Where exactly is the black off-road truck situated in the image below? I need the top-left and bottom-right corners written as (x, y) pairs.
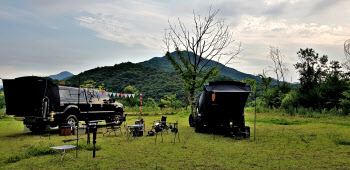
top-left (2, 76), bottom-right (124, 132)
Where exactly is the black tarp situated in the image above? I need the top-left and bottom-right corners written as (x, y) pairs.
top-left (3, 76), bottom-right (60, 116)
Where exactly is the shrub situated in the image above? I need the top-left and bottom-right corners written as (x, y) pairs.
top-left (286, 105), bottom-right (295, 116)
top-left (281, 90), bottom-right (298, 109)
top-left (26, 145), bottom-right (55, 156)
top-left (5, 155), bottom-right (23, 163)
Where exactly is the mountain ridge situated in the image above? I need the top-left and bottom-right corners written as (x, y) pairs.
top-left (138, 52), bottom-right (262, 83)
top-left (49, 71), bottom-right (74, 80)
top-left (65, 62), bottom-right (233, 101)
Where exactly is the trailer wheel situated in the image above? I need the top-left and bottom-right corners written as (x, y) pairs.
top-left (66, 115), bottom-right (78, 127)
top-left (244, 126), bottom-right (250, 138)
top-left (189, 114), bottom-right (195, 127)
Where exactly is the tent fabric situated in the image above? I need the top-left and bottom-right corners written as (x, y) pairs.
top-left (204, 81), bottom-right (251, 93)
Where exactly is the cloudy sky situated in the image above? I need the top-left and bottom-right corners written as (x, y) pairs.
top-left (1, 0), bottom-right (349, 85)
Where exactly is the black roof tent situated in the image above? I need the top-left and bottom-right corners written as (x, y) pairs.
top-left (2, 76), bottom-right (60, 116)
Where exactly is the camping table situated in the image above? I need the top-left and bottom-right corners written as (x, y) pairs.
top-left (126, 124), bottom-right (144, 139)
top-left (49, 145), bottom-right (76, 162)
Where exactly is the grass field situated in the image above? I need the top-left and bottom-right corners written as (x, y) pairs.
top-left (0, 109), bottom-right (349, 169)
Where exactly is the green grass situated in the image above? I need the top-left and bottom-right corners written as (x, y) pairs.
top-left (246, 118), bottom-right (309, 125)
top-left (0, 111), bottom-right (349, 169)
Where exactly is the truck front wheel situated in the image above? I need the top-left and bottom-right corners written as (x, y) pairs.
top-left (66, 115), bottom-right (78, 127)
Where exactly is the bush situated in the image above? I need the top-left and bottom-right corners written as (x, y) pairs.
top-left (0, 92), bottom-right (5, 109)
top-left (286, 105), bottom-right (295, 116)
top-left (281, 90), bottom-right (298, 109)
top-left (5, 155), bottom-right (24, 163)
top-left (26, 145), bottom-right (55, 156)
top-left (263, 87), bottom-right (285, 108)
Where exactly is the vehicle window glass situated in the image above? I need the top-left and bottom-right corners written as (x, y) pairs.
top-left (67, 89), bottom-right (87, 103)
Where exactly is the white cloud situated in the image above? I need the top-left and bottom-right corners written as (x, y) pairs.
top-left (264, 0), bottom-right (300, 5)
top-left (1, 0), bottom-right (350, 82)
top-left (74, 1), bottom-right (170, 50)
top-left (233, 15), bottom-right (348, 45)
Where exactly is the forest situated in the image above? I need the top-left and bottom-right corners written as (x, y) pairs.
top-left (45, 47), bottom-right (349, 117)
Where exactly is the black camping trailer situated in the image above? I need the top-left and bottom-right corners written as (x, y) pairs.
top-left (189, 81), bottom-right (251, 137)
top-left (2, 76), bottom-right (124, 132)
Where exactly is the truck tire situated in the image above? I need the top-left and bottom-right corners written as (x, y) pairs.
top-left (66, 115), bottom-right (78, 127)
top-left (189, 114), bottom-right (195, 127)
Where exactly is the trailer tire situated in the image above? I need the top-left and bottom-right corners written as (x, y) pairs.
top-left (244, 126), bottom-right (250, 138)
top-left (195, 121), bottom-right (204, 133)
top-left (189, 114), bottom-right (195, 127)
top-left (66, 115), bottom-right (78, 127)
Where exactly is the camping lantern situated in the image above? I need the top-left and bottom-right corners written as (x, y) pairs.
top-left (212, 92), bottom-right (216, 101)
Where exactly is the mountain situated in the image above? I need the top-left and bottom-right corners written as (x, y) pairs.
top-left (65, 62), bottom-right (233, 101)
top-left (139, 51), bottom-right (262, 83)
top-left (49, 71), bottom-right (74, 80)
top-left (66, 62), bottom-right (186, 100)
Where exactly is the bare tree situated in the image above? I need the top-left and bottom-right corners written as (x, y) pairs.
top-left (342, 39), bottom-right (350, 77)
top-left (345, 39), bottom-right (350, 59)
top-left (163, 8), bottom-right (242, 102)
top-left (267, 46), bottom-right (288, 86)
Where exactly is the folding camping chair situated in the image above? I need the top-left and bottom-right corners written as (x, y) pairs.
top-left (152, 116), bottom-right (168, 143)
top-left (103, 122), bottom-right (122, 137)
top-left (103, 116), bottom-right (123, 137)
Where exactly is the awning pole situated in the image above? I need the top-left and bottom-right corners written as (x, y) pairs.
top-left (254, 91), bottom-right (257, 141)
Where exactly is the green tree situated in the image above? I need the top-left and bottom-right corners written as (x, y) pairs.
top-left (80, 79), bottom-right (97, 89)
top-left (145, 98), bottom-right (157, 108)
top-left (164, 93), bottom-right (176, 107)
top-left (263, 87), bottom-right (285, 108)
top-left (0, 92), bottom-right (5, 109)
top-left (123, 85), bottom-right (139, 107)
top-left (258, 70), bottom-right (272, 92)
top-left (171, 100), bottom-right (186, 109)
top-left (242, 77), bottom-right (257, 92)
top-left (124, 85), bottom-right (139, 94)
top-left (281, 90), bottom-right (299, 109)
top-left (294, 48), bottom-right (328, 108)
top-left (340, 87), bottom-right (350, 115)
